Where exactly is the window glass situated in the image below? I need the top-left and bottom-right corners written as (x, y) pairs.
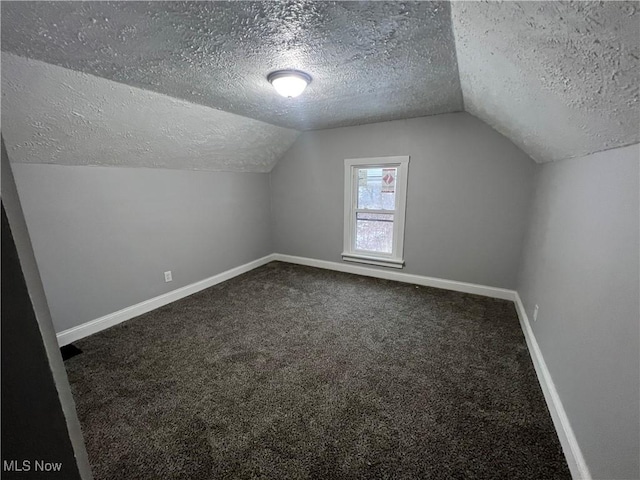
top-left (357, 167), bottom-right (396, 211)
top-left (355, 212), bottom-right (394, 253)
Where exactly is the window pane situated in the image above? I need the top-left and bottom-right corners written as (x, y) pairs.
top-left (357, 167), bottom-right (396, 210)
top-left (356, 212), bottom-right (393, 253)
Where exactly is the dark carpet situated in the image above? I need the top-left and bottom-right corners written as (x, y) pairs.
top-left (65, 262), bottom-right (570, 480)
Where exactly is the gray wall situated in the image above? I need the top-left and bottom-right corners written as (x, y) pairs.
top-left (517, 144), bottom-right (640, 479)
top-left (11, 164), bottom-right (272, 333)
top-left (271, 113), bottom-right (537, 289)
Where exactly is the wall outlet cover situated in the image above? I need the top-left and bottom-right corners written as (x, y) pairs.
top-left (164, 271), bottom-right (172, 282)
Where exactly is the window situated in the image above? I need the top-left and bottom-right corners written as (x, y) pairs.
top-left (342, 156), bottom-right (409, 268)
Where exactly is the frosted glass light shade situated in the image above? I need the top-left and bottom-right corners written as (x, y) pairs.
top-left (268, 70), bottom-right (311, 98)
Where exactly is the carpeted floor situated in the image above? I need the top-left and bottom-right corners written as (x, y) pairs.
top-left (65, 262), bottom-right (570, 480)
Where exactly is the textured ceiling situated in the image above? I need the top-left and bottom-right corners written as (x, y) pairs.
top-left (2, 53), bottom-right (299, 172)
top-left (1, 1), bottom-right (638, 169)
top-left (451, 1), bottom-right (640, 163)
top-left (1, 1), bottom-right (463, 131)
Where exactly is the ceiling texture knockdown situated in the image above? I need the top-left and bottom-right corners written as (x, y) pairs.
top-left (2, 53), bottom-right (299, 172)
top-left (2, 1), bottom-right (638, 171)
top-left (452, 1), bottom-right (640, 163)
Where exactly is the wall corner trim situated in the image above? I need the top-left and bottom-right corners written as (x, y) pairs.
top-left (513, 293), bottom-right (591, 480)
top-left (273, 253), bottom-right (517, 300)
top-left (56, 254), bottom-right (277, 346)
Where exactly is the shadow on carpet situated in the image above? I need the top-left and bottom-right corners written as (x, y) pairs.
top-left (65, 261), bottom-right (570, 479)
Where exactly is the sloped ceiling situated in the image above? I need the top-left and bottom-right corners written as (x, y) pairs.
top-left (451, 1), bottom-right (640, 163)
top-left (2, 53), bottom-right (298, 172)
top-left (1, 1), bottom-right (638, 171)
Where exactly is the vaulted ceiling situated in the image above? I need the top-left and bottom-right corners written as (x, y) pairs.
top-left (2, 1), bottom-right (638, 171)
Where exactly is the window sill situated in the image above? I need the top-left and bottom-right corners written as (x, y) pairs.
top-left (341, 253), bottom-right (404, 269)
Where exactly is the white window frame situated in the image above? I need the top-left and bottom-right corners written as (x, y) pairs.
top-left (342, 155), bottom-right (410, 269)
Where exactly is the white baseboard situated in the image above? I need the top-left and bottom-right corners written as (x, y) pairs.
top-left (57, 251), bottom-right (584, 478)
top-left (274, 254), bottom-right (586, 478)
top-left (57, 252), bottom-right (513, 345)
top-left (272, 253), bottom-right (517, 301)
top-left (514, 294), bottom-right (591, 480)
top-left (56, 254), bottom-right (276, 346)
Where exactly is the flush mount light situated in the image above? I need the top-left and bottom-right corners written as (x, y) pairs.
top-left (267, 69), bottom-right (312, 98)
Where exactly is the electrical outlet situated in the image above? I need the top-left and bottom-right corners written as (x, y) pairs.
top-left (164, 271), bottom-right (172, 282)
top-left (533, 304), bottom-right (539, 322)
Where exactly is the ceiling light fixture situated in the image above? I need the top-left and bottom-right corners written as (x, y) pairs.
top-left (267, 70), bottom-right (312, 98)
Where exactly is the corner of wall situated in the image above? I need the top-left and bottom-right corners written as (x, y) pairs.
top-left (267, 131), bottom-right (302, 255)
top-left (514, 159), bottom-right (542, 293)
top-left (267, 170), bottom-right (276, 254)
